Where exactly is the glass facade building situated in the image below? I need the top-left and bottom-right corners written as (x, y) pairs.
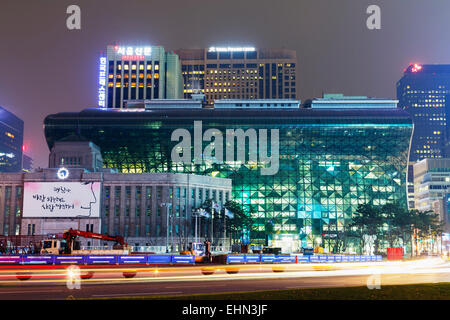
top-left (0, 106), bottom-right (23, 173)
top-left (44, 102), bottom-right (413, 252)
top-left (397, 64), bottom-right (450, 162)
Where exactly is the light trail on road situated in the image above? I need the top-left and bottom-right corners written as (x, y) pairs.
top-left (0, 258), bottom-right (447, 287)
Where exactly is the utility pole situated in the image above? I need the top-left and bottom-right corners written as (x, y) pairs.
top-left (160, 202), bottom-right (172, 253)
top-left (210, 203), bottom-right (214, 245)
top-left (194, 209), bottom-right (198, 244)
top-left (223, 211), bottom-right (226, 249)
top-left (194, 209), bottom-right (201, 244)
top-left (429, 225), bottom-right (432, 255)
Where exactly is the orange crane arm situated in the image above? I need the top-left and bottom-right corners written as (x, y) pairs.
top-left (62, 228), bottom-right (127, 254)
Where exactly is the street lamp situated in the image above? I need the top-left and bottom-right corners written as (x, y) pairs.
top-left (193, 208), bottom-right (206, 244)
top-left (193, 209), bottom-right (199, 244)
top-left (160, 202), bottom-right (172, 253)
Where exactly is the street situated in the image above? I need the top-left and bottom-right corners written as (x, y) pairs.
top-left (0, 258), bottom-right (448, 299)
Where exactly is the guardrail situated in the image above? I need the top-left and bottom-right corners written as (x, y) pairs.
top-left (81, 246), bottom-right (168, 253)
top-left (0, 254), bottom-right (382, 266)
top-left (224, 254), bottom-right (382, 264)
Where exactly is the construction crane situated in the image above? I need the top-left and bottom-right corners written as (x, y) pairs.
top-left (41, 229), bottom-right (128, 255)
top-left (62, 229), bottom-right (127, 254)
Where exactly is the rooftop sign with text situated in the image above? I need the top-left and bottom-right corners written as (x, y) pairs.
top-left (208, 46), bottom-right (255, 52)
top-left (114, 45), bottom-right (152, 60)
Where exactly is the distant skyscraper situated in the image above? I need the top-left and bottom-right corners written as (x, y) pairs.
top-left (0, 106), bottom-right (23, 172)
top-left (22, 154), bottom-right (33, 172)
top-left (397, 64), bottom-right (450, 162)
top-left (100, 45), bottom-right (183, 108)
top-left (175, 47), bottom-right (297, 106)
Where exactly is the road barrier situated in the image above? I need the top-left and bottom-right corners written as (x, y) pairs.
top-left (23, 255), bottom-right (54, 265)
top-left (0, 254), bottom-right (383, 265)
top-left (118, 255), bottom-right (148, 264)
top-left (171, 255), bottom-right (195, 264)
top-left (54, 255), bottom-right (86, 264)
top-left (0, 255), bottom-right (22, 264)
top-left (226, 254), bottom-right (246, 264)
top-left (275, 255), bottom-right (296, 263)
top-left (297, 256), bottom-right (310, 263)
top-left (147, 254), bottom-right (172, 264)
top-left (260, 254), bottom-right (277, 263)
top-left (85, 255), bottom-right (117, 264)
top-left (245, 254), bottom-right (261, 263)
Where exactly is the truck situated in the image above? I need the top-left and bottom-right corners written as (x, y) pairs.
top-left (40, 228), bottom-right (131, 255)
top-left (181, 242), bottom-right (211, 263)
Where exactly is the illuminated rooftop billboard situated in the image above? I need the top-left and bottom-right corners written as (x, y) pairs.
top-left (208, 46), bottom-right (255, 52)
top-left (112, 45), bottom-right (152, 60)
top-left (114, 45), bottom-right (152, 56)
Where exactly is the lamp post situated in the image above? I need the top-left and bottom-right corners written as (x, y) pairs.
top-left (160, 202), bottom-right (172, 253)
top-left (210, 203), bottom-right (214, 245)
top-left (193, 209), bottom-right (199, 244)
top-left (223, 211), bottom-right (226, 249)
top-left (194, 208), bottom-right (207, 244)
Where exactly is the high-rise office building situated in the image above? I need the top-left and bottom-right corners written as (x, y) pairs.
top-left (99, 45), bottom-right (183, 108)
top-left (413, 158), bottom-right (450, 254)
top-left (397, 64), bottom-right (450, 162)
top-left (0, 106), bottom-right (23, 172)
top-left (22, 154), bottom-right (33, 172)
top-left (175, 47), bottom-right (297, 106)
top-left (397, 64), bottom-right (450, 209)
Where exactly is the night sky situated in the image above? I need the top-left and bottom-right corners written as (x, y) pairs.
top-left (1, 0), bottom-right (450, 168)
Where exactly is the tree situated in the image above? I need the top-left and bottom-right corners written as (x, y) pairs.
top-left (411, 209), bottom-right (443, 254)
top-left (223, 200), bottom-right (254, 244)
top-left (380, 202), bottom-right (419, 256)
top-left (349, 204), bottom-right (383, 254)
top-left (391, 206), bottom-right (415, 255)
top-left (333, 223), bottom-right (352, 254)
top-left (347, 202), bottom-right (444, 256)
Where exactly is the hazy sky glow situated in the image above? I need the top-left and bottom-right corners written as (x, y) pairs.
top-left (1, 0), bottom-right (450, 167)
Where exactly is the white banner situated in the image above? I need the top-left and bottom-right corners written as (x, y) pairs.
top-left (23, 182), bottom-right (101, 218)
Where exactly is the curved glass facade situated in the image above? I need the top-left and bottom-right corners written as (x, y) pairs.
top-left (44, 107), bottom-right (413, 251)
